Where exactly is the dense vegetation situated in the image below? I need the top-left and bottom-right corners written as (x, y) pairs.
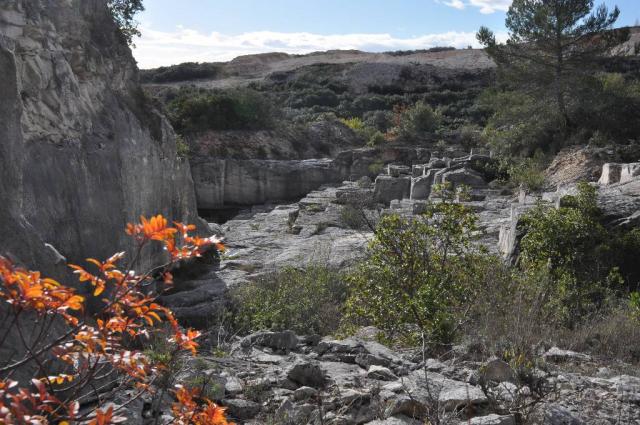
top-left (140, 62), bottom-right (224, 83)
top-left (478, 0), bottom-right (640, 157)
top-left (233, 265), bottom-right (347, 336)
top-left (167, 88), bottom-right (277, 133)
top-left (148, 61), bottom-right (493, 146)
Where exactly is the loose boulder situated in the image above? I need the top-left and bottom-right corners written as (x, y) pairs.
top-left (287, 361), bottom-right (328, 388)
top-left (239, 330), bottom-right (299, 352)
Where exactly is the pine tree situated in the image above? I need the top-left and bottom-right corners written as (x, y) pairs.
top-left (477, 0), bottom-right (629, 128)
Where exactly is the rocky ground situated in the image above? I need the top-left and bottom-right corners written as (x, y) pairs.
top-left (112, 148), bottom-right (640, 424)
top-left (123, 329), bottom-right (640, 424)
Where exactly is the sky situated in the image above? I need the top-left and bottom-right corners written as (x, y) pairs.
top-left (133, 0), bottom-right (639, 69)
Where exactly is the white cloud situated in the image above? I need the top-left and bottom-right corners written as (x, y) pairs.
top-left (469, 0), bottom-right (511, 14)
top-left (444, 0), bottom-right (466, 10)
top-left (436, 0), bottom-right (511, 14)
top-left (133, 25), bottom-right (490, 68)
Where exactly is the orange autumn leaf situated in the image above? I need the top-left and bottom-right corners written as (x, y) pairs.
top-left (0, 215), bottom-right (230, 424)
top-left (172, 386), bottom-right (234, 425)
top-left (62, 294), bottom-right (85, 311)
top-left (90, 406), bottom-right (114, 425)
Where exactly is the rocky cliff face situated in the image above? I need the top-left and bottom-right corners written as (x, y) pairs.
top-left (191, 146), bottom-right (432, 213)
top-left (0, 0), bottom-right (201, 276)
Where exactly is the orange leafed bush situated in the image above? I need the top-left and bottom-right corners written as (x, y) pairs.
top-left (0, 215), bottom-right (232, 424)
top-left (172, 386), bottom-right (232, 425)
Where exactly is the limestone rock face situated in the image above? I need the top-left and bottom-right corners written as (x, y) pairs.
top-left (598, 176), bottom-right (640, 227)
top-left (191, 158), bottom-right (340, 209)
top-left (190, 146), bottom-right (432, 210)
top-left (435, 166), bottom-right (487, 189)
top-left (410, 172), bottom-right (436, 200)
top-left (0, 0), bottom-right (200, 276)
top-left (621, 163), bottom-right (640, 184)
top-left (598, 163), bottom-right (623, 185)
top-left (374, 175), bottom-right (412, 204)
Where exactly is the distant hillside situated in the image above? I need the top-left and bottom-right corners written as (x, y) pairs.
top-left (140, 27), bottom-right (639, 161)
top-left (141, 47), bottom-right (495, 88)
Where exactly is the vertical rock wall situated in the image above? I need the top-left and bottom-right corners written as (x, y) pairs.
top-left (0, 0), bottom-right (201, 276)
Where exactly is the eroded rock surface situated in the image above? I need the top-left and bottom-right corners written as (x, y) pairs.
top-left (130, 331), bottom-right (640, 424)
top-left (0, 0), bottom-right (200, 276)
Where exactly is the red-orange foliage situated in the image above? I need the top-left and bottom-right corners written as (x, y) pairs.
top-left (0, 215), bottom-right (233, 424)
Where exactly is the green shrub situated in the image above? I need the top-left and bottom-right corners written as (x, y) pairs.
top-left (457, 124), bottom-right (483, 150)
top-left (506, 155), bottom-right (547, 192)
top-left (168, 88), bottom-right (276, 134)
top-left (367, 131), bottom-right (386, 147)
top-left (140, 62), bottom-right (222, 83)
top-left (479, 90), bottom-right (566, 156)
top-left (631, 292), bottom-right (640, 321)
top-left (344, 184), bottom-right (482, 346)
top-left (574, 73), bottom-right (640, 143)
top-left (367, 160), bottom-right (385, 175)
top-left (363, 110), bottom-right (394, 132)
top-left (175, 135), bottom-right (190, 158)
top-left (291, 88), bottom-right (340, 108)
top-left (350, 95), bottom-right (395, 114)
top-left (339, 204), bottom-right (375, 230)
top-left (396, 101), bottom-right (441, 141)
top-left (339, 117), bottom-right (366, 132)
top-left (233, 265), bottom-right (347, 336)
top-left (518, 183), bottom-right (633, 324)
top-left (340, 117), bottom-right (380, 146)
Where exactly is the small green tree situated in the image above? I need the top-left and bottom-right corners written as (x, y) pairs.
top-left (477, 0), bottom-right (628, 128)
top-left (108, 0), bottom-right (145, 46)
top-left (344, 184), bottom-right (481, 345)
top-left (519, 183), bottom-right (623, 323)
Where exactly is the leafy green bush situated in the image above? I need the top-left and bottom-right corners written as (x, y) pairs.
top-left (506, 155), bottom-right (547, 192)
top-left (350, 95), bottom-right (396, 114)
top-left (577, 72), bottom-right (640, 142)
top-left (479, 71), bottom-right (640, 156)
top-left (339, 117), bottom-right (380, 146)
top-left (168, 88), bottom-right (275, 134)
top-left (339, 117), bottom-right (366, 132)
top-left (368, 161), bottom-right (384, 176)
top-left (367, 131), bottom-right (386, 147)
top-left (518, 183), bottom-right (637, 324)
top-left (291, 88), bottom-right (340, 108)
top-left (233, 265), bottom-right (347, 336)
top-left (363, 110), bottom-right (394, 132)
top-left (175, 135), bottom-right (190, 158)
top-left (457, 124), bottom-right (483, 150)
top-left (396, 101), bottom-right (441, 141)
top-left (631, 292), bottom-right (640, 321)
top-left (479, 90), bottom-right (566, 156)
top-left (344, 184), bottom-right (482, 345)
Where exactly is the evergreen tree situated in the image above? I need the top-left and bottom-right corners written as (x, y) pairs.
top-left (477, 0), bottom-right (629, 128)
